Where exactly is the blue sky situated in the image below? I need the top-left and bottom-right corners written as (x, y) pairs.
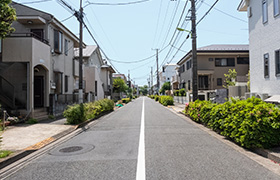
top-left (14, 0), bottom-right (248, 86)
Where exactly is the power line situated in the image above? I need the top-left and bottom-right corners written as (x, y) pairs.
top-left (61, 14), bottom-right (74, 22)
top-left (19, 0), bottom-right (52, 4)
top-left (160, 0), bottom-right (181, 48)
top-left (202, 1), bottom-right (247, 23)
top-left (83, 22), bottom-right (120, 74)
top-left (84, 0), bottom-right (150, 8)
top-left (109, 44), bottom-right (169, 64)
top-left (196, 0), bottom-right (220, 25)
top-left (152, 0), bottom-right (164, 48)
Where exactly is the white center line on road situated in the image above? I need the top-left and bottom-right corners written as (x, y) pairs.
top-left (136, 97), bottom-right (146, 180)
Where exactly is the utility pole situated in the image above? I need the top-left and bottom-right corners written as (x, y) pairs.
top-left (152, 49), bottom-right (159, 94)
top-left (78, 0), bottom-right (84, 104)
top-left (57, 0), bottom-right (84, 103)
top-left (151, 67), bottom-right (153, 95)
top-left (191, 0), bottom-right (198, 101)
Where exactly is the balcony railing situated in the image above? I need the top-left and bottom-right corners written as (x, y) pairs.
top-left (8, 32), bottom-right (49, 45)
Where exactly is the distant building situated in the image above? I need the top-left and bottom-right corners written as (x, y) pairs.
top-left (177, 44), bottom-right (249, 100)
top-left (159, 64), bottom-right (178, 92)
top-left (238, 0), bottom-right (280, 101)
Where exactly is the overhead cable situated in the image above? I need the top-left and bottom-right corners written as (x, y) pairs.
top-left (84, 0), bottom-right (150, 8)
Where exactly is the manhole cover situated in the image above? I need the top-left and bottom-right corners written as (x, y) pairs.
top-left (59, 146), bottom-right (83, 153)
top-left (49, 144), bottom-right (94, 156)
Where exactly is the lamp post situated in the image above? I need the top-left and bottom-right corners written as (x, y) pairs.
top-left (177, 26), bottom-right (198, 102)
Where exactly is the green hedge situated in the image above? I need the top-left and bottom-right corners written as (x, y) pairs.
top-left (184, 97), bottom-right (280, 149)
top-left (63, 99), bottom-right (114, 125)
top-left (159, 95), bottom-right (174, 106)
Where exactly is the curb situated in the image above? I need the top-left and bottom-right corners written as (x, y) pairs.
top-left (0, 110), bottom-right (114, 169)
top-left (170, 105), bottom-right (280, 165)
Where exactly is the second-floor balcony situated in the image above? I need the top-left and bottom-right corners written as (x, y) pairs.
top-left (2, 33), bottom-right (50, 64)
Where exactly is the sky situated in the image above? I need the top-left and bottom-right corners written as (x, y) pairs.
top-left (14, 0), bottom-right (248, 86)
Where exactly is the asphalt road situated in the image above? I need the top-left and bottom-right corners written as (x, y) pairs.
top-left (4, 97), bottom-right (280, 179)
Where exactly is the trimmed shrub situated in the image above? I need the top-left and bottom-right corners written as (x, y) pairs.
top-left (184, 97), bottom-right (280, 149)
top-left (174, 90), bottom-right (180, 96)
top-left (179, 88), bottom-right (186, 96)
top-left (64, 99), bottom-right (114, 125)
top-left (64, 104), bottom-right (86, 125)
top-left (159, 95), bottom-right (174, 106)
top-left (155, 95), bottom-right (159, 101)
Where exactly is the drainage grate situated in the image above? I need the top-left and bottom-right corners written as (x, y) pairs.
top-left (49, 144), bottom-right (95, 156)
top-left (59, 146), bottom-right (83, 153)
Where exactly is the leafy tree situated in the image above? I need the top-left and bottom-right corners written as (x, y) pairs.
top-left (0, 0), bottom-right (16, 39)
top-left (223, 69), bottom-right (237, 89)
top-left (113, 78), bottom-right (127, 93)
top-left (139, 85), bottom-right (148, 95)
top-left (160, 82), bottom-right (171, 95)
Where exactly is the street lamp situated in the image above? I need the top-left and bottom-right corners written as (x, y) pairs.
top-left (177, 26), bottom-right (198, 102)
top-left (176, 28), bottom-right (192, 39)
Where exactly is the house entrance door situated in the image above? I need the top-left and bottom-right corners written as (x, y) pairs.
top-left (34, 76), bottom-right (44, 107)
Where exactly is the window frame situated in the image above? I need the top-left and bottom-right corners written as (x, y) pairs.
top-left (54, 29), bottom-right (63, 54)
top-left (274, 0), bottom-right (280, 17)
top-left (217, 78), bottom-right (223, 86)
top-left (275, 50), bottom-right (280, 76)
top-left (262, 0), bottom-right (268, 24)
top-left (237, 57), bottom-right (249, 64)
top-left (215, 58), bottom-right (235, 67)
top-left (264, 53), bottom-right (269, 78)
top-left (64, 39), bottom-right (69, 56)
top-left (65, 75), bottom-right (68, 93)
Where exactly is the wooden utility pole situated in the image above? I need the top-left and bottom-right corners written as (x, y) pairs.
top-left (191, 0), bottom-right (198, 101)
top-left (78, 0), bottom-right (84, 104)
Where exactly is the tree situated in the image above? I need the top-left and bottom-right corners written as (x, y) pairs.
top-left (113, 78), bottom-right (128, 93)
top-left (0, 0), bottom-right (16, 39)
top-left (223, 69), bottom-right (237, 89)
top-left (139, 85), bottom-right (148, 96)
top-left (160, 82), bottom-right (171, 95)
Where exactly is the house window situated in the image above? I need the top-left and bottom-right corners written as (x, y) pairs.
top-left (264, 53), bottom-right (269, 78)
top-left (65, 75), bottom-right (68, 93)
top-left (54, 72), bottom-right (63, 94)
top-left (54, 29), bottom-right (63, 53)
top-left (215, 58), bottom-right (235, 67)
top-left (274, 0), bottom-right (280, 17)
top-left (217, 78), bottom-right (223, 86)
top-left (198, 76), bottom-right (209, 90)
top-left (237, 57), bottom-right (249, 64)
top-left (64, 39), bottom-right (69, 56)
top-left (263, 0), bottom-right (268, 23)
top-left (95, 81), bottom-right (97, 96)
top-left (275, 50), bottom-right (280, 76)
top-left (186, 61), bottom-right (190, 70)
top-left (188, 80), bottom-right (191, 90)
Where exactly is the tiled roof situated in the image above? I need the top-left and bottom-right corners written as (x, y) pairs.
top-left (197, 44), bottom-right (249, 51)
top-left (74, 45), bottom-right (98, 57)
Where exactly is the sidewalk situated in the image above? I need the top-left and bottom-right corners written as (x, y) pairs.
top-left (170, 101), bottom-right (280, 165)
top-left (0, 117), bottom-right (77, 168)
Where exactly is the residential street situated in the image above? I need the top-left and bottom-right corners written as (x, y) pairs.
top-left (3, 97), bottom-right (280, 180)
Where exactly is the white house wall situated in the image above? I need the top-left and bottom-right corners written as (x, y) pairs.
top-left (248, 0), bottom-right (280, 95)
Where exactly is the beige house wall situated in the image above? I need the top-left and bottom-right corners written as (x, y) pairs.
top-left (179, 52), bottom-right (249, 92)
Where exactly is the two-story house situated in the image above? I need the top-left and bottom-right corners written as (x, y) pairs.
top-left (0, 2), bottom-right (82, 119)
top-left (74, 45), bottom-right (105, 101)
top-left (238, 0), bottom-right (280, 100)
top-left (159, 64), bottom-right (178, 92)
top-left (177, 44), bottom-right (249, 100)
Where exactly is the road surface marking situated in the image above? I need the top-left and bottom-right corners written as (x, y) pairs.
top-left (136, 97), bottom-right (146, 180)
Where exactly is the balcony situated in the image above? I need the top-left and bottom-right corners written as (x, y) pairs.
top-left (2, 33), bottom-right (50, 64)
